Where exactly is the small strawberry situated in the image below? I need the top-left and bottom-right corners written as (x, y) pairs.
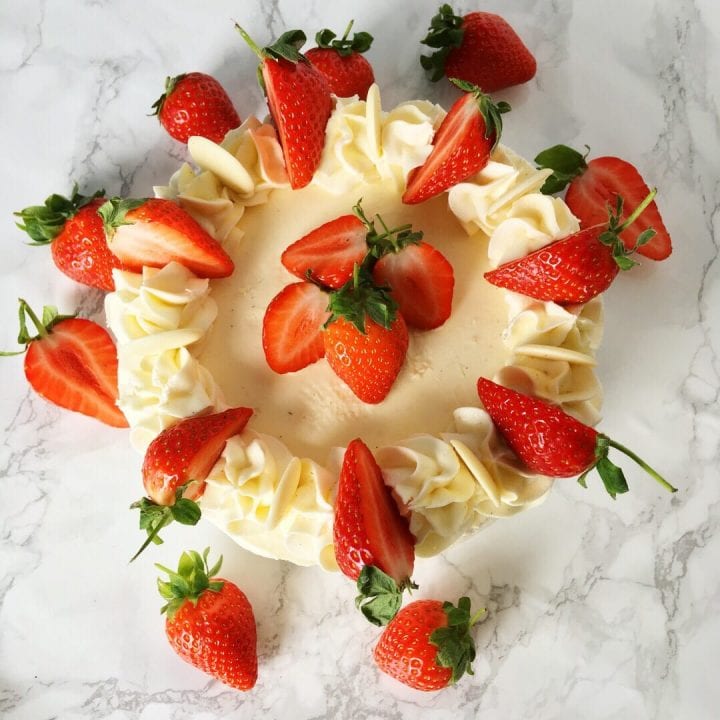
top-left (476, 377), bottom-right (678, 498)
top-left (1, 299), bottom-right (127, 427)
top-left (334, 439), bottom-right (416, 625)
top-left (420, 5), bottom-right (536, 92)
top-left (15, 186), bottom-right (120, 291)
top-left (151, 72), bottom-right (241, 144)
top-left (403, 80), bottom-right (510, 205)
top-left (535, 145), bottom-right (672, 260)
top-left (484, 190), bottom-right (659, 304)
top-left (99, 197), bottom-right (234, 278)
top-left (130, 407), bottom-right (253, 561)
top-left (305, 21), bottom-right (375, 100)
top-left (158, 548), bottom-right (257, 691)
top-left (323, 264), bottom-right (408, 404)
top-left (262, 281), bottom-right (330, 373)
top-left (373, 597), bottom-right (482, 691)
top-left (236, 25), bottom-right (333, 189)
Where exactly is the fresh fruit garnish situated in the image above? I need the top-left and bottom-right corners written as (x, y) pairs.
top-left (535, 145), bottom-right (672, 260)
top-left (98, 197), bottom-right (234, 278)
top-left (158, 548), bottom-right (257, 691)
top-left (420, 4), bottom-right (536, 92)
top-left (14, 186), bottom-right (120, 291)
top-left (1, 299), bottom-right (127, 427)
top-left (262, 281), bottom-right (330, 373)
top-left (403, 79), bottom-right (510, 205)
top-left (484, 191), bottom-right (659, 304)
top-left (130, 407), bottom-right (253, 561)
top-left (334, 438), bottom-right (415, 624)
top-left (305, 20), bottom-right (375, 100)
top-left (151, 72), bottom-right (241, 144)
top-left (373, 597), bottom-right (483, 691)
top-left (476, 377), bottom-right (678, 498)
top-left (235, 25), bottom-right (333, 189)
top-left (323, 264), bottom-right (408, 403)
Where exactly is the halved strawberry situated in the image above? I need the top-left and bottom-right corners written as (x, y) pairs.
top-left (99, 197), bottom-right (234, 278)
top-left (262, 281), bottom-right (330, 373)
top-left (281, 214), bottom-right (367, 289)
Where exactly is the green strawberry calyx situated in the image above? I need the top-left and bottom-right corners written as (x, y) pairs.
top-left (534, 144), bottom-right (590, 195)
top-left (315, 20), bottom-right (373, 57)
top-left (156, 547), bottom-right (224, 621)
top-left (97, 197), bottom-right (146, 240)
top-left (355, 565), bottom-right (417, 626)
top-left (353, 200), bottom-right (423, 258)
top-left (420, 4), bottom-right (465, 82)
top-left (150, 74), bottom-right (186, 118)
top-left (450, 78), bottom-right (511, 152)
top-left (0, 298), bottom-right (75, 357)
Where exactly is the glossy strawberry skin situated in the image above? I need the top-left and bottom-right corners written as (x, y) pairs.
top-left (477, 377), bottom-right (597, 477)
top-left (165, 578), bottom-right (257, 691)
top-left (333, 438), bottom-right (415, 584)
top-left (373, 599), bottom-right (452, 691)
top-left (305, 47), bottom-right (375, 99)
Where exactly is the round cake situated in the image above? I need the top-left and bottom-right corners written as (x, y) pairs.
top-left (105, 85), bottom-right (603, 568)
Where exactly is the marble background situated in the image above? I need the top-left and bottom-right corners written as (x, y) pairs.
top-left (1, 0), bottom-right (718, 718)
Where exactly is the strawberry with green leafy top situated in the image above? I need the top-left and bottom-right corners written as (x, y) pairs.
top-left (476, 377), bottom-right (677, 498)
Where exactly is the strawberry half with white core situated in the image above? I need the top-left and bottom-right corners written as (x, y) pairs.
top-left (535, 144), bottom-right (672, 260)
top-left (130, 407), bottom-right (253, 561)
top-left (1, 299), bottom-right (127, 427)
top-left (403, 79), bottom-right (510, 205)
top-left (99, 197), bottom-right (234, 278)
top-left (476, 378), bottom-right (677, 499)
top-left (334, 438), bottom-right (416, 625)
top-left (484, 190), bottom-right (659, 304)
top-left (235, 25), bottom-right (333, 189)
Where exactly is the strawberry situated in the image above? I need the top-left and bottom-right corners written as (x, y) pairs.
top-left (373, 597), bottom-right (481, 691)
top-left (535, 145), bottom-right (672, 260)
top-left (262, 281), bottom-right (330, 373)
top-left (158, 548), bottom-right (257, 691)
top-left (305, 21), bottom-right (375, 100)
top-left (334, 439), bottom-right (415, 624)
top-left (420, 5), bottom-right (536, 92)
top-left (483, 191), bottom-right (659, 304)
top-left (476, 377), bottom-right (677, 498)
top-left (323, 264), bottom-right (408, 404)
top-left (99, 197), bottom-right (234, 278)
top-left (151, 72), bottom-right (241, 144)
top-left (130, 407), bottom-right (253, 561)
top-left (15, 186), bottom-right (120, 291)
top-left (1, 299), bottom-right (127, 427)
top-left (402, 80), bottom-right (510, 205)
top-left (236, 26), bottom-right (333, 189)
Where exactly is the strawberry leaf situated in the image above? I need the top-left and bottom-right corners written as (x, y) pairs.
top-left (595, 456), bottom-right (629, 499)
top-left (429, 597), bottom-right (480, 684)
top-left (315, 22), bottom-right (373, 56)
top-left (264, 29), bottom-right (307, 63)
top-left (534, 144), bottom-right (589, 195)
top-left (420, 4), bottom-right (465, 82)
top-left (449, 79), bottom-right (510, 151)
top-left (355, 565), bottom-right (408, 626)
top-left (170, 498), bottom-right (202, 525)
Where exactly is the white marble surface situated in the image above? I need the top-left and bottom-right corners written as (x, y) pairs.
top-left (1, 1), bottom-right (718, 718)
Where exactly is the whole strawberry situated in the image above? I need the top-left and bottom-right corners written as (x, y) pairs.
top-left (476, 377), bottom-right (677, 498)
top-left (420, 5), bottom-right (536, 92)
top-left (158, 548), bottom-right (257, 691)
top-left (374, 597), bottom-right (481, 691)
top-left (151, 72), bottom-right (241, 144)
top-left (305, 21), bottom-right (375, 100)
top-left (15, 186), bottom-right (120, 291)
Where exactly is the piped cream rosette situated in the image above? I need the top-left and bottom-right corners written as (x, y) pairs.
top-left (107, 85), bottom-right (604, 566)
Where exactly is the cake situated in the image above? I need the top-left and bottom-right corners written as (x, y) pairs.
top-left (105, 84), bottom-right (604, 569)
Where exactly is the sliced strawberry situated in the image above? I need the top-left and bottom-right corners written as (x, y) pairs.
top-left (373, 242), bottom-right (454, 329)
top-left (262, 281), bottom-right (330, 373)
top-left (99, 197), bottom-right (234, 278)
top-left (281, 214), bottom-right (367, 289)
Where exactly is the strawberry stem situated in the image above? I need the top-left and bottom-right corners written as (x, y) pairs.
top-left (341, 19), bottom-right (354, 42)
top-left (604, 436), bottom-right (677, 494)
top-left (19, 298), bottom-right (48, 339)
top-left (618, 189), bottom-right (657, 232)
top-left (234, 23), bottom-right (264, 59)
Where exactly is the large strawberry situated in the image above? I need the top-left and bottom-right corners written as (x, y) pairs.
top-left (151, 72), bottom-right (241, 144)
top-left (130, 407), bottom-right (253, 561)
top-left (484, 191), bottom-right (659, 304)
top-left (1, 299), bottom-right (127, 427)
top-left (15, 186), bottom-right (120, 291)
top-left (305, 21), bottom-right (375, 100)
top-left (535, 144), bottom-right (672, 260)
top-left (476, 377), bottom-right (677, 498)
top-left (373, 597), bottom-right (482, 691)
top-left (99, 197), bottom-right (234, 278)
top-left (403, 80), bottom-right (510, 205)
top-left (158, 548), bottom-right (257, 691)
top-left (420, 5), bottom-right (536, 92)
top-left (236, 26), bottom-right (333, 189)
top-left (334, 438), bottom-right (416, 625)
